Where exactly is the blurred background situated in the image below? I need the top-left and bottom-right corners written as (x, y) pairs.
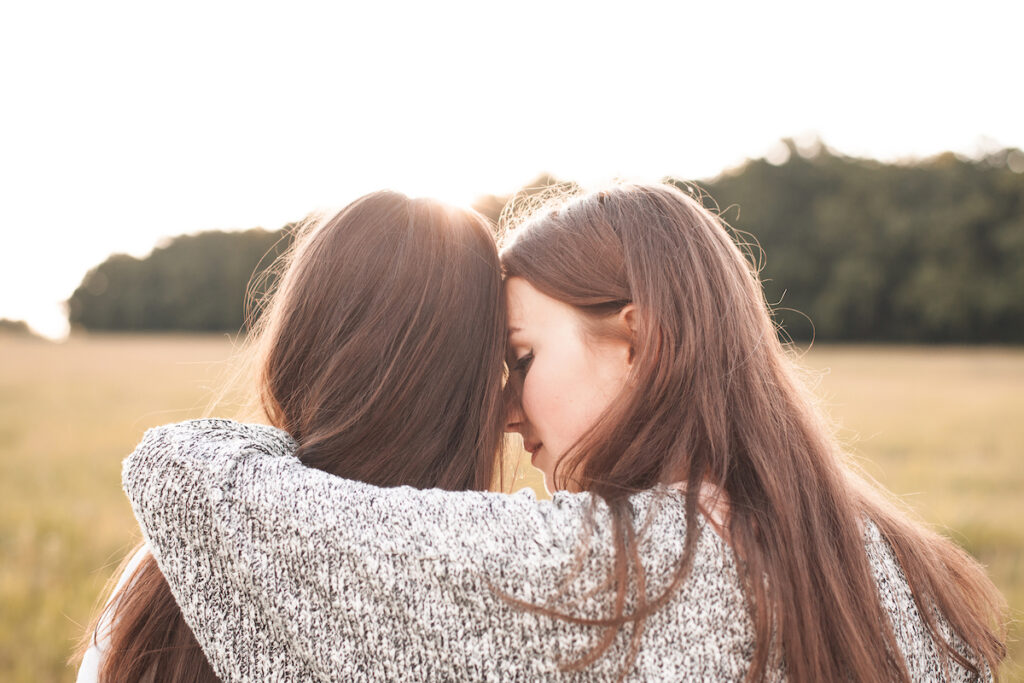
top-left (1, 0), bottom-right (1022, 680)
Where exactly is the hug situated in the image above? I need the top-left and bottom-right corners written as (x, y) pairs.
top-left (80, 183), bottom-right (1006, 681)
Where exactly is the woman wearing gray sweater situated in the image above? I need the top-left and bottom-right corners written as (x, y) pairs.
top-left (81, 191), bottom-right (511, 681)
top-left (124, 183), bottom-right (1006, 681)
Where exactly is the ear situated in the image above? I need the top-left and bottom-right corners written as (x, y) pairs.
top-left (616, 304), bottom-right (638, 365)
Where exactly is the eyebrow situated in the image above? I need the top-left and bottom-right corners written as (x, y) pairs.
top-left (508, 327), bottom-right (522, 335)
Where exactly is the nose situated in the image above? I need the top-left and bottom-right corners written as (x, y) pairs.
top-left (503, 383), bottom-right (525, 434)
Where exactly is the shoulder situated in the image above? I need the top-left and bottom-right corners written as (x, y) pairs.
top-left (138, 418), bottom-right (297, 454)
top-left (862, 520), bottom-right (985, 681)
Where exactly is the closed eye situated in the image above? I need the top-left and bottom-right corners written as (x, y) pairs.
top-left (512, 351), bottom-right (534, 375)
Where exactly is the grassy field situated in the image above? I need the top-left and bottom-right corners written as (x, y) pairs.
top-left (1, 334), bottom-right (1021, 681)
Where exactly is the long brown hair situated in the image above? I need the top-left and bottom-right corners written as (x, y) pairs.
top-left (500, 182), bottom-right (1007, 681)
top-left (79, 190), bottom-right (507, 681)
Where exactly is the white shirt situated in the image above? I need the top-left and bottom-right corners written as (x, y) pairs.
top-left (76, 544), bottom-right (150, 683)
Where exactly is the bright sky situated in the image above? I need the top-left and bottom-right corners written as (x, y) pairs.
top-left (2, 0), bottom-right (1021, 339)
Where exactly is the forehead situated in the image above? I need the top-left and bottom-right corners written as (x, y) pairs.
top-left (505, 277), bottom-right (577, 334)
top-left (505, 277), bottom-right (547, 326)
top-left (505, 277), bottom-right (531, 326)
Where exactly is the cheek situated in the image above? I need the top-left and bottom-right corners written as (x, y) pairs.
top-left (521, 353), bottom-right (597, 448)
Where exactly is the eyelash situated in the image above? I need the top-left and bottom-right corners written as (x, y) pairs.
top-left (512, 351), bottom-right (534, 375)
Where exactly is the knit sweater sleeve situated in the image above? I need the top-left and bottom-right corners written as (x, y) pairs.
top-left (121, 418), bottom-right (597, 682)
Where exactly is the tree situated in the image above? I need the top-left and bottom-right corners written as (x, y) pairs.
top-left (68, 228), bottom-right (293, 332)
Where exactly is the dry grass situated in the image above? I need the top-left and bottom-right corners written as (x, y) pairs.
top-left (0, 334), bottom-right (1020, 680)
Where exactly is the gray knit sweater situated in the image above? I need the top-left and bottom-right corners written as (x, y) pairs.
top-left (122, 419), bottom-right (979, 681)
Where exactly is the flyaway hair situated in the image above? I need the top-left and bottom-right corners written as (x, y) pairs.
top-left (79, 191), bottom-right (507, 681)
top-left (500, 182), bottom-right (1006, 681)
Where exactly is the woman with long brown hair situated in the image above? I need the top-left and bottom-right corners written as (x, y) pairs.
top-left (76, 190), bottom-right (508, 681)
top-left (120, 182), bottom-right (1006, 680)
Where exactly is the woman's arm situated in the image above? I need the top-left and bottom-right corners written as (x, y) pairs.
top-left (122, 419), bottom-right (595, 681)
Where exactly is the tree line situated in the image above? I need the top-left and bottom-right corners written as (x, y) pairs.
top-left (67, 142), bottom-right (1024, 342)
top-left (67, 229), bottom-right (293, 332)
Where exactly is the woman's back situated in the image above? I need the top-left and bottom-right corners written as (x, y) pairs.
top-left (123, 419), bottom-right (983, 682)
top-left (75, 191), bottom-right (510, 680)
